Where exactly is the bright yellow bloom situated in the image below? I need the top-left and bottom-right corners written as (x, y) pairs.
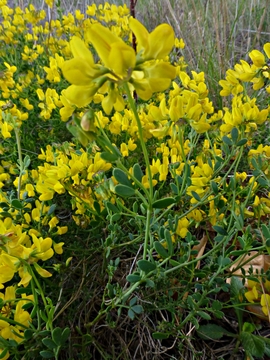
top-left (61, 20), bottom-right (176, 114)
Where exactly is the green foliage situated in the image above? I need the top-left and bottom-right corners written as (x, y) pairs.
top-left (0, 0), bottom-right (269, 359)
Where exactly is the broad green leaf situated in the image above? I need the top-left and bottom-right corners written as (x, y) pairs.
top-left (213, 225), bottom-right (227, 235)
top-left (133, 163), bottom-right (143, 182)
top-left (0, 349), bottom-right (8, 359)
top-left (52, 327), bottom-right (62, 346)
top-left (111, 213), bottom-right (121, 222)
top-left (11, 199), bottom-right (23, 209)
top-left (48, 204), bottom-right (57, 216)
top-left (0, 211), bottom-right (13, 219)
top-left (115, 184), bottom-right (135, 197)
top-left (210, 181), bottom-right (219, 195)
top-left (154, 241), bottom-right (169, 258)
top-left (100, 152), bottom-right (119, 162)
top-left (222, 135), bottom-right (232, 146)
top-left (61, 328), bottom-right (71, 344)
top-left (197, 311), bottom-right (211, 320)
top-left (23, 155), bottom-right (31, 168)
top-left (131, 305), bottom-right (143, 314)
top-left (152, 197), bottom-right (175, 209)
top-left (126, 274), bottom-right (141, 283)
top-left (198, 324), bottom-right (235, 340)
top-left (191, 191), bottom-right (201, 201)
top-left (39, 350), bottom-right (55, 359)
top-left (42, 338), bottom-right (57, 349)
top-left (113, 168), bottom-right (133, 187)
top-left (137, 259), bottom-right (156, 273)
top-left (240, 332), bottom-right (265, 358)
top-left (170, 183), bottom-right (178, 195)
top-left (236, 138), bottom-right (247, 147)
top-left (24, 329), bottom-right (34, 341)
top-left (128, 308), bottom-right (135, 320)
top-left (262, 224), bottom-right (270, 239)
top-left (231, 127), bottom-right (238, 143)
top-left (129, 297), bottom-right (137, 307)
top-left (93, 201), bottom-right (100, 214)
top-left (106, 202), bottom-right (119, 213)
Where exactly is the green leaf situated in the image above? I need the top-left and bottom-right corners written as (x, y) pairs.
top-left (0, 349), bottom-right (8, 359)
top-left (152, 197), bottom-right (175, 209)
top-left (258, 177), bottom-right (269, 187)
top-left (242, 322), bottom-right (256, 333)
top-left (154, 241), bottom-right (169, 258)
top-left (133, 163), bottom-right (143, 182)
top-left (191, 191), bottom-right (201, 201)
top-left (0, 211), bottom-right (13, 219)
top-left (61, 328), bottom-right (70, 344)
top-left (236, 138), bottom-right (248, 147)
top-left (240, 332), bottom-right (265, 358)
top-left (197, 311), bottom-right (211, 320)
top-left (113, 168), bottom-right (133, 187)
top-left (164, 229), bottom-right (173, 256)
top-left (39, 350), bottom-right (54, 359)
top-left (24, 329), bottom-right (34, 341)
top-left (231, 127), bottom-right (239, 143)
top-left (42, 338), bottom-right (57, 349)
top-left (128, 308), bottom-right (135, 320)
top-left (115, 184), bottom-right (135, 197)
top-left (129, 297), bottom-right (137, 307)
top-left (11, 199), bottom-right (23, 209)
top-left (100, 152), bottom-right (119, 162)
top-left (22, 302), bottom-right (33, 310)
top-left (137, 259), bottom-right (156, 273)
top-left (23, 155), bottom-right (31, 168)
top-left (262, 224), bottom-right (270, 239)
top-left (170, 183), bottom-right (178, 195)
top-left (213, 225), bottom-right (227, 235)
top-left (106, 202), bottom-right (119, 213)
top-left (131, 305), bottom-right (143, 314)
top-left (198, 324), bottom-right (235, 340)
top-left (152, 332), bottom-right (170, 340)
top-left (52, 327), bottom-right (62, 346)
top-left (93, 201), bottom-right (100, 214)
top-left (218, 255), bottom-right (231, 267)
top-left (210, 181), bottom-right (219, 195)
top-left (47, 204), bottom-right (57, 216)
top-left (111, 213), bottom-right (121, 222)
top-left (145, 279), bottom-right (155, 288)
top-left (222, 135), bottom-right (233, 146)
top-left (126, 274), bottom-right (141, 283)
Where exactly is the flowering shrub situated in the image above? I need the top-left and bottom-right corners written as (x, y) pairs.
top-left (0, 0), bottom-right (270, 358)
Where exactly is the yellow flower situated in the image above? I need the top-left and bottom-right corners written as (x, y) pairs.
top-left (261, 294), bottom-right (270, 316)
top-left (176, 217), bottom-right (189, 238)
top-left (129, 17), bottom-right (175, 61)
top-left (61, 20), bottom-right (176, 114)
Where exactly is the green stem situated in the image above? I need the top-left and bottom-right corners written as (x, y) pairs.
top-left (123, 82), bottom-right (153, 202)
top-left (14, 127), bottom-right (23, 200)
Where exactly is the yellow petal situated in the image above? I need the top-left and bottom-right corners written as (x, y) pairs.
top-left (264, 43), bottom-right (270, 59)
top-left (249, 49), bottom-right (265, 67)
top-left (87, 23), bottom-right (122, 68)
top-left (70, 36), bottom-right (94, 64)
top-left (108, 42), bottom-right (136, 77)
top-left (148, 24), bottom-right (175, 59)
top-left (62, 58), bottom-right (97, 85)
top-left (144, 62), bottom-right (176, 80)
top-left (33, 263), bottom-right (52, 278)
top-left (62, 85), bottom-right (97, 108)
top-left (129, 17), bottom-right (150, 57)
